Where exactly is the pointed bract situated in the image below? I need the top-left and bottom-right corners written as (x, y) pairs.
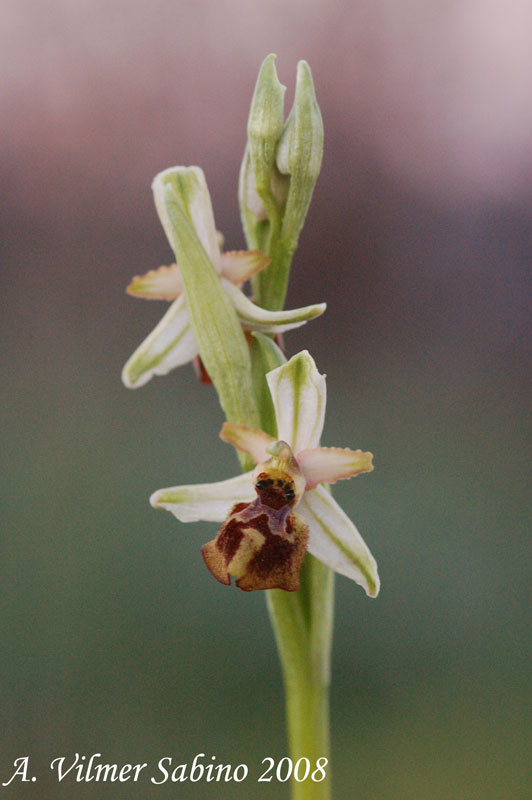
top-left (153, 166), bottom-right (220, 264)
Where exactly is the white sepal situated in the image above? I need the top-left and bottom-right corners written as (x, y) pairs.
top-left (299, 485), bottom-right (380, 597)
top-left (152, 166), bottom-right (220, 265)
top-left (150, 472), bottom-right (255, 522)
top-left (121, 294), bottom-right (197, 388)
top-left (266, 350), bottom-right (326, 453)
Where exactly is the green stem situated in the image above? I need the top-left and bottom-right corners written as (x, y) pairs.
top-left (267, 556), bottom-right (334, 799)
top-left (251, 184), bottom-right (296, 312)
top-left (248, 301), bottom-right (334, 800)
top-left (253, 237), bottom-right (296, 312)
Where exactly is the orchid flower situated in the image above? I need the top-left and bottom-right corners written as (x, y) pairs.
top-left (121, 167), bottom-right (326, 389)
top-left (151, 350), bottom-right (380, 597)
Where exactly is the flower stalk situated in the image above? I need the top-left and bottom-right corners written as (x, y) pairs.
top-left (267, 555), bottom-right (333, 800)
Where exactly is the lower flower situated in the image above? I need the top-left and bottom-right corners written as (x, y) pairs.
top-left (151, 352), bottom-right (380, 597)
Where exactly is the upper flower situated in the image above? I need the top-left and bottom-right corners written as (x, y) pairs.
top-left (122, 166), bottom-right (326, 389)
top-left (150, 350), bottom-right (380, 597)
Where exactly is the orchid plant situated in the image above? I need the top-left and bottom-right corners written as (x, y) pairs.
top-left (123, 54), bottom-right (379, 800)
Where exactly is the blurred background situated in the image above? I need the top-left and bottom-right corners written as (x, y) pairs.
top-left (1, 0), bottom-right (531, 797)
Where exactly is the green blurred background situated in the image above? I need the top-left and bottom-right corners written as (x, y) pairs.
top-left (2, 1), bottom-right (531, 797)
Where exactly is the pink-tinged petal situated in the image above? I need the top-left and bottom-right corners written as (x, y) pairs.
top-left (219, 250), bottom-right (271, 285)
top-left (126, 264), bottom-right (183, 300)
top-left (220, 422), bottom-right (275, 463)
top-left (298, 447), bottom-right (374, 489)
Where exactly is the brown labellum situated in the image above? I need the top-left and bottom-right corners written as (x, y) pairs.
top-left (202, 471), bottom-right (309, 592)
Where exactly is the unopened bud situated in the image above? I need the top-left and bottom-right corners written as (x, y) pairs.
top-left (276, 60), bottom-right (323, 247)
top-left (247, 53), bottom-right (286, 194)
top-left (239, 144), bottom-right (290, 246)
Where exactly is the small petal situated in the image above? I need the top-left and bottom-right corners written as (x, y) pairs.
top-left (150, 472), bottom-right (255, 522)
top-left (266, 350), bottom-right (326, 453)
top-left (222, 279), bottom-right (326, 334)
top-left (121, 294), bottom-right (197, 388)
top-left (299, 485), bottom-right (379, 597)
top-left (219, 250), bottom-right (271, 285)
top-left (298, 447), bottom-right (374, 490)
top-left (126, 263), bottom-right (183, 300)
top-left (220, 422), bottom-right (275, 464)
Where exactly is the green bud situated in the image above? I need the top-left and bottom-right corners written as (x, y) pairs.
top-left (276, 60), bottom-right (323, 248)
top-left (247, 53), bottom-right (286, 196)
top-left (239, 144), bottom-right (268, 224)
top-left (239, 143), bottom-right (289, 255)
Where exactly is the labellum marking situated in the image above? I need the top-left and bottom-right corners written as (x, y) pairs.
top-left (201, 467), bottom-right (308, 592)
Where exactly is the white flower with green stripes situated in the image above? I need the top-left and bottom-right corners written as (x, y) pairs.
top-left (122, 167), bottom-right (325, 389)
